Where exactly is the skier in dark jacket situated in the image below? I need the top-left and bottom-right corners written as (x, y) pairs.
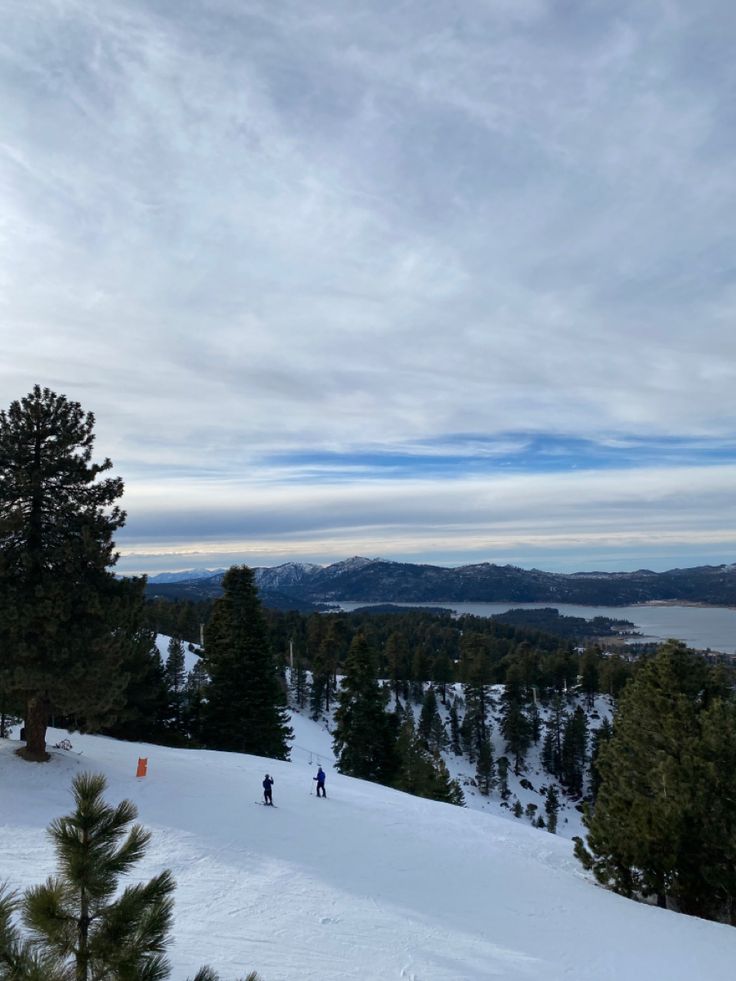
top-left (313, 766), bottom-right (326, 798)
top-left (263, 774), bottom-right (274, 805)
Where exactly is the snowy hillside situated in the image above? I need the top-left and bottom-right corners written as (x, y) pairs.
top-left (154, 631), bottom-right (594, 838)
top-left (2, 720), bottom-right (734, 980)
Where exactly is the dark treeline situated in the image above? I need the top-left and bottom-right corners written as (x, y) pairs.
top-left (144, 598), bottom-right (214, 646)
top-left (143, 598), bottom-right (636, 700)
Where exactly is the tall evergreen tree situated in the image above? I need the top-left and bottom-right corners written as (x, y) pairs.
top-left (183, 659), bottom-right (208, 745)
top-left (385, 632), bottom-right (410, 705)
top-left (418, 686), bottom-right (440, 748)
top-left (580, 649), bottom-right (600, 709)
top-left (165, 636), bottom-right (187, 730)
top-left (496, 756), bottom-right (511, 802)
top-left (545, 784), bottom-right (560, 834)
top-left (393, 717), bottom-right (464, 806)
top-left (500, 664), bottom-right (531, 775)
top-left (560, 706), bottom-right (588, 796)
top-left (203, 566), bottom-right (291, 759)
top-left (528, 699), bottom-right (542, 745)
top-left (462, 635), bottom-right (494, 757)
top-left (589, 716), bottom-right (612, 802)
top-left (410, 645), bottom-right (431, 703)
top-left (332, 634), bottom-right (392, 782)
top-left (475, 736), bottom-right (495, 796)
top-left (576, 642), bottom-right (732, 915)
top-left (309, 651), bottom-right (329, 721)
top-left (448, 699), bottom-right (462, 756)
top-left (309, 626), bottom-right (340, 718)
top-left (0, 386), bottom-right (144, 760)
top-left (431, 652), bottom-right (454, 705)
top-left (289, 653), bottom-right (308, 710)
top-left (102, 629), bottom-right (169, 744)
top-left (679, 696), bottom-right (736, 923)
top-left (544, 693), bottom-right (567, 778)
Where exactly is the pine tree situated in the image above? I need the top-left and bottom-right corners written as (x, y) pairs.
top-left (333, 634), bottom-right (392, 782)
top-left (103, 630), bottom-right (169, 744)
top-left (459, 708), bottom-right (475, 762)
top-left (475, 736), bottom-right (495, 796)
top-left (589, 717), bottom-right (612, 802)
top-left (429, 711), bottom-right (448, 755)
top-left (449, 699), bottom-right (462, 755)
top-left (433, 756), bottom-right (465, 807)
top-left (0, 387), bottom-right (144, 760)
top-left (431, 652), bottom-right (454, 705)
top-left (394, 716), bottom-right (434, 799)
top-left (496, 756), bottom-right (511, 802)
top-left (418, 686), bottom-right (445, 751)
top-left (576, 642), bottom-right (728, 913)
top-left (410, 646), bottom-right (431, 704)
top-left (183, 659), bottom-right (209, 744)
top-left (544, 693), bottom-right (566, 778)
top-left (289, 654), bottom-right (308, 710)
top-left (528, 699), bottom-right (542, 745)
top-left (541, 730), bottom-right (555, 775)
top-left (310, 627), bottom-right (340, 718)
top-left (165, 636), bottom-right (187, 730)
top-left (560, 705), bottom-right (588, 796)
top-left (203, 566), bottom-right (291, 759)
top-left (309, 653), bottom-right (328, 720)
top-left (462, 636), bottom-right (494, 758)
top-left (0, 773), bottom-right (260, 980)
top-left (385, 632), bottom-right (411, 705)
top-left (545, 784), bottom-right (560, 834)
top-left (679, 696), bottom-right (736, 923)
top-left (580, 649), bottom-right (600, 709)
top-left (393, 717), bottom-right (463, 806)
top-left (500, 664), bottom-right (531, 775)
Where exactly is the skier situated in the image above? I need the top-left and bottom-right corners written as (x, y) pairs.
top-left (263, 773), bottom-right (274, 806)
top-left (313, 766), bottom-right (326, 798)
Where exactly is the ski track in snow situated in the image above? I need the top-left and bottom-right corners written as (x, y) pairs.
top-left (2, 709), bottom-right (735, 980)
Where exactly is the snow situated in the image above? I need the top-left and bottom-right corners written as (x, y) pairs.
top-left (2, 717), bottom-right (734, 980)
top-left (433, 685), bottom-right (612, 840)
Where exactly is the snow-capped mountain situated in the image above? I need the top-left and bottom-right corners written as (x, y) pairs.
top-left (143, 558), bottom-right (736, 606)
top-left (253, 562), bottom-right (321, 590)
top-left (147, 568), bottom-right (227, 584)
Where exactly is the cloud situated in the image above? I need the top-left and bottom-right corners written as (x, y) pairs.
top-left (114, 463), bottom-right (736, 572)
top-left (2, 1), bottom-right (735, 570)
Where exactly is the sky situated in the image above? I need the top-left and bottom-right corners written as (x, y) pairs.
top-left (2, 0), bottom-right (736, 575)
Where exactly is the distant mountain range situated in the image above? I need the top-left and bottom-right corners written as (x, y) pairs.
top-left (146, 568), bottom-right (228, 584)
top-left (143, 557), bottom-right (736, 608)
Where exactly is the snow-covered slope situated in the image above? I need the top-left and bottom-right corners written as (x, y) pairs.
top-left (2, 722), bottom-right (733, 981)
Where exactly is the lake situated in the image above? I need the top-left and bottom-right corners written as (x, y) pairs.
top-left (336, 601), bottom-right (736, 654)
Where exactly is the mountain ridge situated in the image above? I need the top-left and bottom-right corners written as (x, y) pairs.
top-left (142, 557), bottom-right (736, 607)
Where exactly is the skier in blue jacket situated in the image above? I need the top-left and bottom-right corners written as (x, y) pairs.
top-left (263, 774), bottom-right (274, 805)
top-left (313, 766), bottom-right (326, 798)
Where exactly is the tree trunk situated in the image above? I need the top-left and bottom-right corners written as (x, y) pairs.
top-left (23, 694), bottom-right (50, 761)
top-left (78, 878), bottom-right (89, 981)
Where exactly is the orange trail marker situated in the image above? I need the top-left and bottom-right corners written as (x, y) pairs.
top-left (136, 757), bottom-right (148, 778)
